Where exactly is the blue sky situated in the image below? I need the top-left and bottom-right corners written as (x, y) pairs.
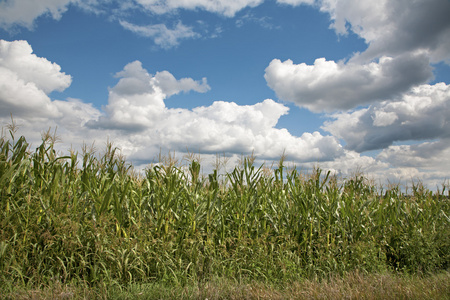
top-left (1, 0), bottom-right (450, 188)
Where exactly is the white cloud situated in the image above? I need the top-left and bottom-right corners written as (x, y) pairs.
top-left (88, 61), bottom-right (168, 131)
top-left (0, 40), bottom-right (72, 93)
top-left (0, 0), bottom-right (74, 29)
top-left (372, 110), bottom-right (398, 127)
top-left (53, 98), bottom-right (102, 129)
top-left (161, 102), bottom-right (343, 162)
top-left (0, 40), bottom-right (72, 118)
top-left (0, 40), bottom-right (101, 149)
top-left (264, 52), bottom-right (433, 112)
top-left (119, 20), bottom-right (200, 48)
top-left (87, 60), bottom-right (210, 131)
top-left (135, 0), bottom-right (264, 17)
top-left (0, 66), bottom-right (60, 118)
top-left (322, 83), bottom-right (450, 152)
top-left (154, 71), bottom-right (210, 96)
top-left (268, 0), bottom-right (450, 187)
top-left (124, 102), bottom-right (344, 163)
top-left (87, 60), bottom-right (344, 163)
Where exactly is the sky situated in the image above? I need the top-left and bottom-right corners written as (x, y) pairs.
top-left (1, 0), bottom-right (450, 189)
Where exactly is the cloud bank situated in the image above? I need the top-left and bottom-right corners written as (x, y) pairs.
top-left (1, 38), bottom-right (445, 188)
top-left (0, 40), bottom-right (344, 168)
top-left (1, 0), bottom-right (450, 188)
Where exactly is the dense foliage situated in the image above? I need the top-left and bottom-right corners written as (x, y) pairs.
top-left (1, 128), bottom-right (449, 289)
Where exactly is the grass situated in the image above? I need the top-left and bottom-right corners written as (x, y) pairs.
top-left (2, 271), bottom-right (449, 299)
top-left (0, 126), bottom-right (449, 298)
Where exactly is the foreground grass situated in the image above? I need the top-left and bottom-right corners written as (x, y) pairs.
top-left (2, 271), bottom-right (449, 299)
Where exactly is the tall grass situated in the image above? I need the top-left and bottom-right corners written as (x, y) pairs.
top-left (0, 128), bottom-right (449, 291)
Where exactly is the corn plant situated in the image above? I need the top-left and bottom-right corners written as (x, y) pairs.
top-left (0, 130), bottom-right (449, 290)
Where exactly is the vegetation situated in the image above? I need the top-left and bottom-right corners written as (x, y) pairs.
top-left (1, 125), bottom-right (449, 298)
top-left (3, 271), bottom-right (450, 299)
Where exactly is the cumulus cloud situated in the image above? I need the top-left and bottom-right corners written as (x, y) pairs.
top-left (0, 40), bottom-right (72, 93)
top-left (264, 52), bottom-right (433, 112)
top-left (265, 0), bottom-right (450, 115)
top-left (0, 39), bottom-right (72, 118)
top-left (160, 102), bottom-right (343, 162)
top-left (87, 60), bottom-right (344, 163)
top-left (154, 71), bottom-right (210, 96)
top-left (0, 41), bottom-right (344, 165)
top-left (53, 98), bottom-right (102, 129)
top-left (0, 67), bottom-right (60, 119)
top-left (119, 20), bottom-right (200, 49)
top-left (87, 60), bottom-right (209, 131)
top-left (0, 40), bottom-right (101, 149)
top-left (270, 0), bottom-right (450, 187)
top-left (322, 83), bottom-right (450, 152)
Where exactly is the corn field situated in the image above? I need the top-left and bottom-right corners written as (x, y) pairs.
top-left (1, 128), bottom-right (449, 289)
